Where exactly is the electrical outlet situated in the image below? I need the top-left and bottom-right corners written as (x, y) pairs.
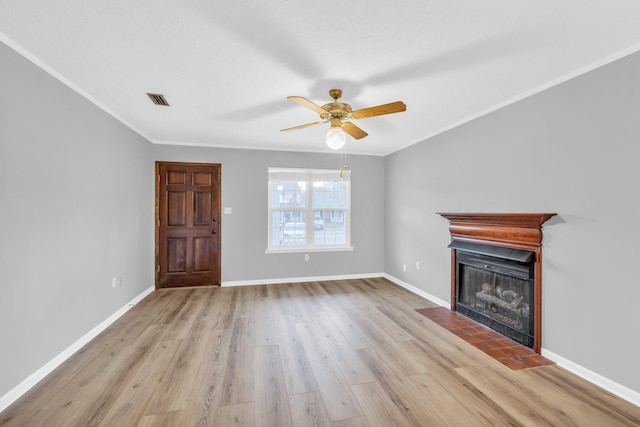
top-left (402, 264), bottom-right (407, 272)
top-left (304, 254), bottom-right (309, 261)
top-left (416, 261), bottom-right (420, 270)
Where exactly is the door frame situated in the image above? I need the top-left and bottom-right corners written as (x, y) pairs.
top-left (155, 161), bottom-right (222, 289)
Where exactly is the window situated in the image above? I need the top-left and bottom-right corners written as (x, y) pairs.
top-left (267, 167), bottom-right (352, 252)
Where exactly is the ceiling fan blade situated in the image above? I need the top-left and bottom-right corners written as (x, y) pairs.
top-left (287, 96), bottom-right (327, 115)
top-left (280, 120), bottom-right (327, 132)
top-left (342, 122), bottom-right (368, 140)
top-left (351, 101), bottom-right (406, 119)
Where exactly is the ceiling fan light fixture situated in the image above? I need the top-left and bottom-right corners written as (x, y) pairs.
top-left (326, 127), bottom-right (346, 150)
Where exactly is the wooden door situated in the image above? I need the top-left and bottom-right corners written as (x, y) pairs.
top-left (156, 162), bottom-right (221, 288)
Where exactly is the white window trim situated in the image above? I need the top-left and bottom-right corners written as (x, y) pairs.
top-left (266, 167), bottom-right (353, 253)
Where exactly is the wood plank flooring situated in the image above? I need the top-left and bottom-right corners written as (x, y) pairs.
top-left (2, 278), bottom-right (639, 426)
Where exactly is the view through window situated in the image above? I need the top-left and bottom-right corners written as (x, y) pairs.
top-left (267, 168), bottom-right (351, 252)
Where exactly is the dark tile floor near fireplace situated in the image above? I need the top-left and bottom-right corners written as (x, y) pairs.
top-left (415, 307), bottom-right (554, 370)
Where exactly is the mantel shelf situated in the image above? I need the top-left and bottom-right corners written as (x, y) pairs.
top-left (437, 212), bottom-right (556, 247)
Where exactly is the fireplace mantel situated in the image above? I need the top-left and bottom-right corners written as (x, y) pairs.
top-left (437, 212), bottom-right (556, 353)
top-left (437, 213), bottom-right (556, 247)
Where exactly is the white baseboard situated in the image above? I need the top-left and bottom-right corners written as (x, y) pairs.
top-left (541, 348), bottom-right (640, 408)
top-left (221, 272), bottom-right (386, 287)
top-left (0, 286), bottom-right (154, 413)
top-left (383, 274), bottom-right (450, 308)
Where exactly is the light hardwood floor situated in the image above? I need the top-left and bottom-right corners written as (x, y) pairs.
top-left (2, 278), bottom-right (639, 426)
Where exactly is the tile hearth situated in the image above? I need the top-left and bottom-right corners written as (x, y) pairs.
top-left (415, 307), bottom-right (554, 370)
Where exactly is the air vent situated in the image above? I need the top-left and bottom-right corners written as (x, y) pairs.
top-left (146, 93), bottom-right (169, 106)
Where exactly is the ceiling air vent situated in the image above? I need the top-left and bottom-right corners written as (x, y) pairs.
top-left (146, 92), bottom-right (170, 106)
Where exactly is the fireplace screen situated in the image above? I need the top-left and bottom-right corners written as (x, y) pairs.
top-left (456, 251), bottom-right (535, 347)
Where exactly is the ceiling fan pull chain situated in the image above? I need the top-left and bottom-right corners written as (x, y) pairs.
top-left (339, 149), bottom-right (348, 177)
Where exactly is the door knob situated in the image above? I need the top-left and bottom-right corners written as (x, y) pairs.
top-left (211, 230), bottom-right (217, 234)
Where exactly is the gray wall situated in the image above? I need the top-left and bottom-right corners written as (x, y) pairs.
top-left (0, 42), bottom-right (154, 397)
top-left (153, 145), bottom-right (385, 282)
top-left (385, 50), bottom-right (640, 393)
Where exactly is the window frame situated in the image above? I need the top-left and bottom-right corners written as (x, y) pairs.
top-left (266, 167), bottom-right (353, 253)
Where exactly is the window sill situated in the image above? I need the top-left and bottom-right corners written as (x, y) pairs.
top-left (265, 246), bottom-right (354, 254)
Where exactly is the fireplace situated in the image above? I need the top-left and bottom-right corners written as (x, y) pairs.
top-left (437, 213), bottom-right (556, 353)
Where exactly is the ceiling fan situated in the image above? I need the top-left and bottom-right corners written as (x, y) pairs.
top-left (281, 89), bottom-right (406, 149)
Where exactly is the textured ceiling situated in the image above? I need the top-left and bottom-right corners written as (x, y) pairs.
top-left (2, 1), bottom-right (640, 155)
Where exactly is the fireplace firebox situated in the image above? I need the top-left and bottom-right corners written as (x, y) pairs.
top-left (438, 213), bottom-right (556, 353)
top-left (453, 243), bottom-right (535, 347)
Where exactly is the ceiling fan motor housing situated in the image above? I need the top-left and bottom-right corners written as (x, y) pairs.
top-left (320, 89), bottom-right (352, 122)
top-left (321, 101), bottom-right (353, 121)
